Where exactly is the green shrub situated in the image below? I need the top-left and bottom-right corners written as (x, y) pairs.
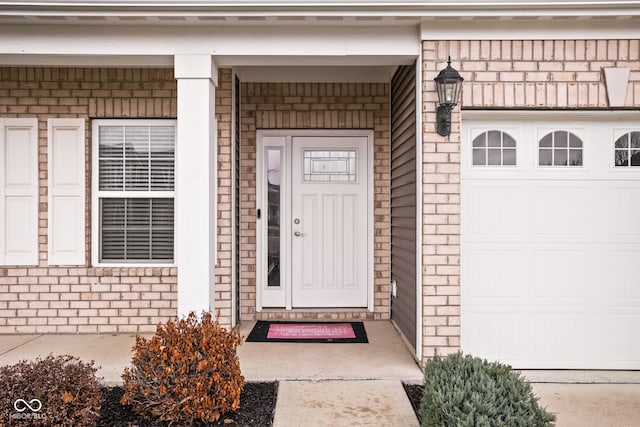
top-left (121, 311), bottom-right (244, 425)
top-left (419, 353), bottom-right (555, 427)
top-left (0, 355), bottom-right (102, 427)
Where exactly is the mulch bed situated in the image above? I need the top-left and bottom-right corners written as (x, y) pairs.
top-left (403, 383), bottom-right (424, 425)
top-left (97, 382), bottom-right (278, 427)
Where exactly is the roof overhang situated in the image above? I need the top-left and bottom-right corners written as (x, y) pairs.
top-left (0, 1), bottom-right (638, 26)
top-left (0, 1), bottom-right (638, 70)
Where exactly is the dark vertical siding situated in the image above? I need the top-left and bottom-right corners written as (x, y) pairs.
top-left (390, 62), bottom-right (417, 349)
top-left (234, 74), bottom-right (241, 324)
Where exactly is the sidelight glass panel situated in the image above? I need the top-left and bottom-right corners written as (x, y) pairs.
top-left (267, 149), bottom-right (281, 287)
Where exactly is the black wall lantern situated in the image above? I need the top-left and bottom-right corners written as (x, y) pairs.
top-left (434, 56), bottom-right (464, 136)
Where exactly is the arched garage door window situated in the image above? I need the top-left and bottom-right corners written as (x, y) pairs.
top-left (539, 130), bottom-right (583, 167)
top-left (472, 130), bottom-right (517, 166)
top-left (614, 131), bottom-right (640, 167)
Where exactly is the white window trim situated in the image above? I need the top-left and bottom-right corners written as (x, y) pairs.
top-left (91, 119), bottom-right (177, 267)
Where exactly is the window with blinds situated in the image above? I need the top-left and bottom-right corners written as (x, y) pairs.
top-left (93, 120), bottom-right (175, 263)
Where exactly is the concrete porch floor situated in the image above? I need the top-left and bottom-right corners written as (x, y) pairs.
top-left (0, 320), bottom-right (423, 384)
top-left (238, 320), bottom-right (423, 382)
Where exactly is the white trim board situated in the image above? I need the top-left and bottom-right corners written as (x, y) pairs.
top-left (414, 52), bottom-right (423, 363)
top-left (462, 110), bottom-right (640, 122)
top-left (0, 25), bottom-right (419, 67)
top-left (236, 66), bottom-right (397, 83)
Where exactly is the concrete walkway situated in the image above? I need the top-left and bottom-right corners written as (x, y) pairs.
top-left (238, 321), bottom-right (422, 426)
top-left (274, 380), bottom-right (418, 427)
top-left (1, 322), bottom-right (640, 426)
top-left (532, 383), bottom-right (640, 427)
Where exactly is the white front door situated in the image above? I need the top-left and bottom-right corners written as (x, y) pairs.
top-left (257, 132), bottom-right (371, 310)
top-left (290, 136), bottom-right (369, 308)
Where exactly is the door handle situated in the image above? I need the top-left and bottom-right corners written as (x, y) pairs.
top-left (294, 230), bottom-right (302, 237)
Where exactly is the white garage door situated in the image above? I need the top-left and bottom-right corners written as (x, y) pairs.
top-left (461, 113), bottom-right (640, 369)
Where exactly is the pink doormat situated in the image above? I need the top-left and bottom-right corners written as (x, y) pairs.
top-left (245, 321), bottom-right (368, 343)
top-left (267, 323), bottom-right (356, 339)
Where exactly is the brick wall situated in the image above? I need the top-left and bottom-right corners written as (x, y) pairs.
top-left (213, 69), bottom-right (234, 327)
top-left (240, 82), bottom-right (390, 321)
top-left (0, 67), bottom-right (180, 333)
top-left (0, 67), bottom-right (236, 333)
top-left (455, 40), bottom-right (640, 108)
top-left (421, 39), bottom-right (640, 361)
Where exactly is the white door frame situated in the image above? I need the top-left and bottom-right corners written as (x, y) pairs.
top-left (256, 129), bottom-right (374, 312)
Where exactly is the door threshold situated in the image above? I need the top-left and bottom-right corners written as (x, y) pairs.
top-left (255, 309), bottom-right (376, 322)
top-left (261, 308), bottom-right (370, 312)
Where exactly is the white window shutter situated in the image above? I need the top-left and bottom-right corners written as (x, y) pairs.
top-left (0, 118), bottom-right (39, 266)
top-left (48, 119), bottom-right (86, 265)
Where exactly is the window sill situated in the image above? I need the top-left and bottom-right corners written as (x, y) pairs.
top-left (91, 262), bottom-right (177, 268)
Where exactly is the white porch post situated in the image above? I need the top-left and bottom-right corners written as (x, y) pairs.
top-left (174, 54), bottom-right (218, 317)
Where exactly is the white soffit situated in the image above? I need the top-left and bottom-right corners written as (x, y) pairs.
top-left (0, 1), bottom-right (638, 26)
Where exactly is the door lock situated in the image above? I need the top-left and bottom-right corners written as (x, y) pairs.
top-left (293, 218), bottom-right (300, 224)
